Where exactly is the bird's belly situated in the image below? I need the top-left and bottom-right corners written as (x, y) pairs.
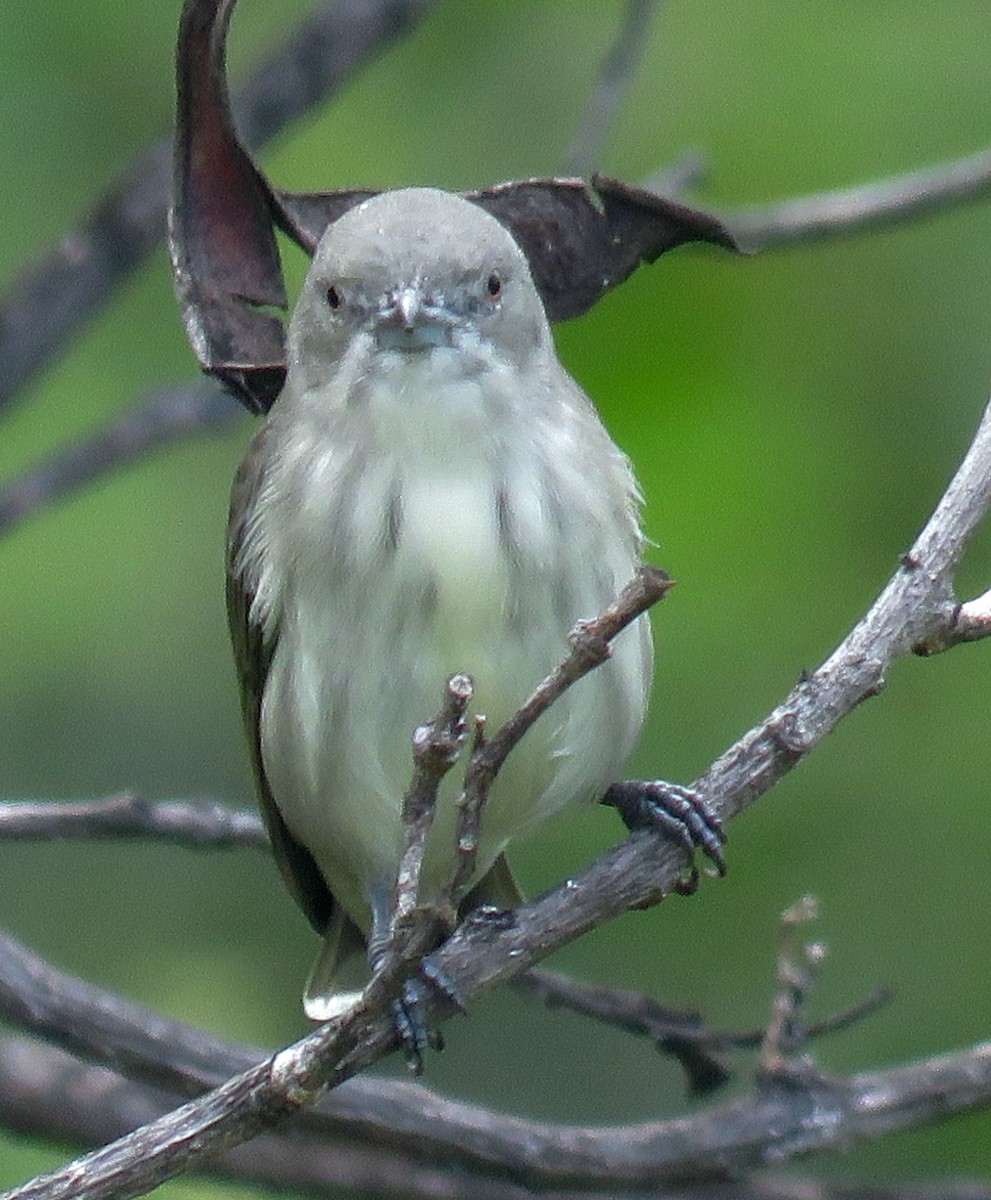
top-left (259, 472), bottom-right (649, 932)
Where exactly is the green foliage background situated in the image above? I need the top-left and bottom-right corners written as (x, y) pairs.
top-left (1, 2), bottom-right (990, 1194)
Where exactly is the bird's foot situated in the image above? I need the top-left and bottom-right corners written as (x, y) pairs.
top-left (391, 976), bottom-right (444, 1074)
top-left (372, 905), bottom-right (464, 1075)
top-left (602, 780), bottom-right (726, 891)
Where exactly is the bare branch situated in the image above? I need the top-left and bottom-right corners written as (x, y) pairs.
top-left (394, 674), bottom-right (473, 929)
top-left (422, 398), bottom-right (991, 1015)
top-left (515, 965), bottom-right (890, 1096)
top-left (691, 394), bottom-right (991, 826)
top-left (0, 928), bottom-right (249, 1098)
top-left (562, 0), bottom-right (663, 178)
top-left (11, 1041), bottom-right (991, 1200)
top-left (5, 999), bottom-right (991, 1200)
top-left (517, 967), bottom-right (731, 1096)
top-left (1, 936), bottom-right (427, 1200)
top-left (444, 569), bottom-right (673, 908)
top-left (0, 912), bottom-right (986, 1197)
top-left (0, 382), bottom-right (241, 538)
top-left (758, 897), bottom-right (824, 1076)
top-left (0, 1037), bottom-right (563, 1200)
top-left (0, 0), bottom-right (437, 413)
top-left (724, 147), bottom-right (991, 251)
top-left (0, 797), bottom-right (893, 1094)
top-left (913, 585), bottom-right (991, 655)
top-left (0, 793), bottom-right (266, 850)
top-left (643, 148), bottom-right (710, 198)
top-left (475, 568), bottom-right (673, 781)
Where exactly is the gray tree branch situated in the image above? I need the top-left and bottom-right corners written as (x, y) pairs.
top-left (3, 1014), bottom-right (991, 1200)
top-left (9, 1041), bottom-right (989, 1200)
top-left (725, 147), bottom-right (991, 250)
top-left (0, 791), bottom-right (268, 849)
top-left (4, 8), bottom-right (991, 1196)
top-left (0, 382), bottom-right (241, 537)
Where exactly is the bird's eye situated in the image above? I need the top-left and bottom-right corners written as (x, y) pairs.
top-left (486, 273), bottom-right (502, 299)
top-left (326, 285), bottom-right (343, 310)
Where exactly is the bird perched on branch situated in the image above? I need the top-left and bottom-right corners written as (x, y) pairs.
top-left (227, 187), bottom-right (720, 1061)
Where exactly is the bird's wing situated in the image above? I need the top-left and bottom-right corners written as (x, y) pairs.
top-left (226, 427), bottom-right (359, 948)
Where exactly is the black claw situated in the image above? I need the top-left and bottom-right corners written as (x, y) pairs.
top-left (603, 780), bottom-right (727, 876)
top-left (391, 966), bottom-right (462, 1073)
top-left (394, 978), bottom-right (436, 1074)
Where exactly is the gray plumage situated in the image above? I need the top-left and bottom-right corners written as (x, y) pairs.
top-left (227, 188), bottom-right (651, 1018)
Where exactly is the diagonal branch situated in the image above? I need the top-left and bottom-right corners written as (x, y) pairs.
top-left (5, 1034), bottom-right (990, 1200)
top-left (0, 0), bottom-right (437, 414)
top-left (427, 398), bottom-right (991, 1012)
top-left (0, 1036), bottom-right (559, 1200)
top-left (3, 1010), bottom-right (991, 1199)
top-left (0, 381), bottom-right (241, 538)
top-left (445, 569), bottom-right (673, 905)
top-left (562, 0), bottom-right (663, 178)
top-left (1, 934), bottom-right (431, 1200)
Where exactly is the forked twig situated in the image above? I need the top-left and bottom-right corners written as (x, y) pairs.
top-left (443, 568), bottom-right (673, 906)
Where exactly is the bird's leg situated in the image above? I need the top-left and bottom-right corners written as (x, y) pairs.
top-left (601, 780), bottom-right (727, 891)
top-left (366, 887), bottom-right (448, 1074)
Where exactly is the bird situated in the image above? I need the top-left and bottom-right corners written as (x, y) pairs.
top-left (226, 186), bottom-right (716, 1058)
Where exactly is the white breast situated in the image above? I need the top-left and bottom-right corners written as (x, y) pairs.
top-left (251, 342), bottom-right (651, 930)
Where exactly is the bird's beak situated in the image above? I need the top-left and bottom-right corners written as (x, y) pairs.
top-left (376, 287), bottom-right (456, 351)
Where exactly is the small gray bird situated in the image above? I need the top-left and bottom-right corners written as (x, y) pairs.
top-left (227, 187), bottom-right (668, 1033)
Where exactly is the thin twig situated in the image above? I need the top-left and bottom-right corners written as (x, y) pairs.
top-left (0, 793), bottom-right (267, 850)
top-left (562, 0), bottom-right (663, 178)
top-left (0, 382), bottom-right (242, 537)
top-left (444, 569), bottom-right (672, 907)
top-left (444, 714), bottom-right (488, 904)
top-left (393, 674), bottom-right (473, 933)
top-left (514, 966), bottom-right (873, 1052)
top-left (724, 147), bottom-right (991, 250)
top-left (0, 0), bottom-right (437, 414)
top-left (758, 896), bottom-right (823, 1077)
top-left (517, 967), bottom-right (730, 1094)
top-left (476, 569), bottom-right (672, 783)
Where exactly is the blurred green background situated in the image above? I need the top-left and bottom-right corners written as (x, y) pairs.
top-left (1, 2), bottom-right (990, 1195)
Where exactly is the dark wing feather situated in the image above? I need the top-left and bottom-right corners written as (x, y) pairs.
top-left (226, 427), bottom-right (344, 938)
